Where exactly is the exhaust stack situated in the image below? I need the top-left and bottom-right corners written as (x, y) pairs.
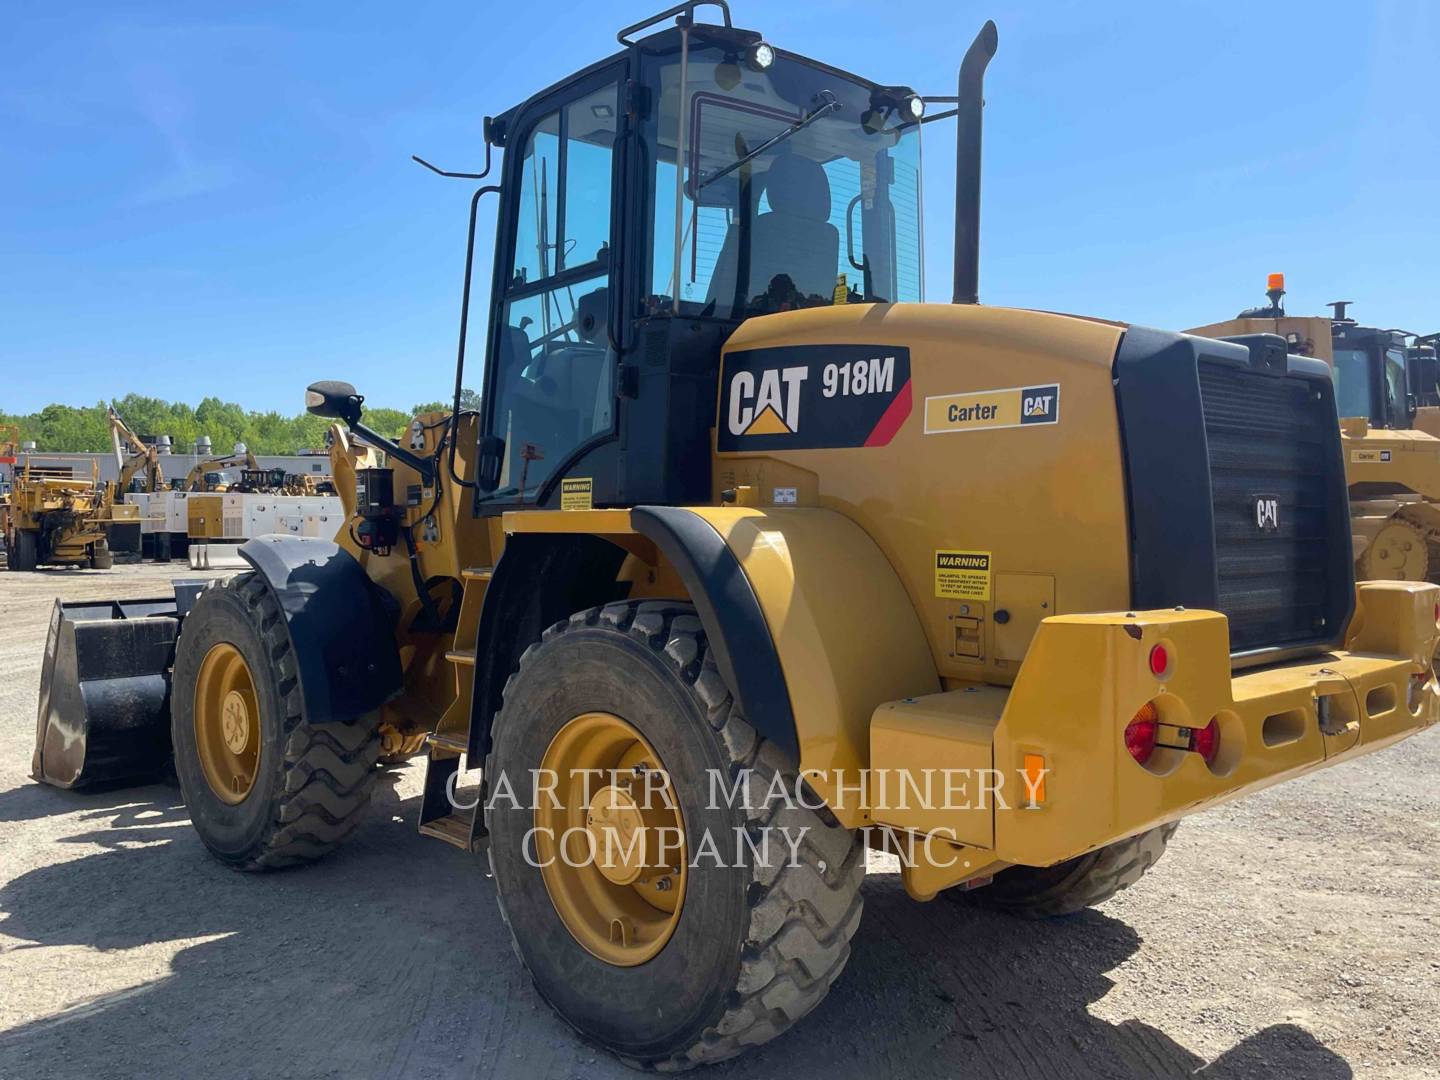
top-left (953, 20), bottom-right (998, 305)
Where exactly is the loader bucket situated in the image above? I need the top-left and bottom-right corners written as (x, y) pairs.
top-left (32, 592), bottom-right (194, 789)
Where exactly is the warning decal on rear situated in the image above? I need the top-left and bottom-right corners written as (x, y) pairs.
top-left (560, 477), bottom-right (593, 511)
top-left (717, 344), bottom-right (913, 452)
top-left (924, 384), bottom-right (1060, 434)
top-left (935, 550), bottom-right (992, 601)
top-left (1352, 449), bottom-right (1392, 463)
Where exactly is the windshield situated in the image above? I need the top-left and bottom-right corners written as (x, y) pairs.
top-left (643, 39), bottom-right (923, 319)
top-left (1332, 347), bottom-right (1375, 420)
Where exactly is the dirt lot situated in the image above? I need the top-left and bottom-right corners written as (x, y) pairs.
top-left (1, 561), bottom-right (1437, 1080)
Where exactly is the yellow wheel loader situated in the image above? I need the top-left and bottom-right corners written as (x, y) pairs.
top-left (32, 5), bottom-right (1440, 1068)
top-left (1190, 277), bottom-right (1440, 584)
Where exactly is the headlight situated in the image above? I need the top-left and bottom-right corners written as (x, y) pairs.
top-left (747, 42), bottom-right (775, 71)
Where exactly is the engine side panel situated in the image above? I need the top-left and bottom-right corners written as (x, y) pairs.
top-left (713, 302), bottom-right (1131, 687)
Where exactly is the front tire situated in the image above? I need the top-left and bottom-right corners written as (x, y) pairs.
top-left (485, 601), bottom-right (865, 1070)
top-left (171, 572), bottom-right (383, 870)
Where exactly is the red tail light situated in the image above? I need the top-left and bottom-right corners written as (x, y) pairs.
top-left (1149, 644), bottom-right (1169, 677)
top-left (1125, 703), bottom-right (1159, 764)
top-left (1190, 717), bottom-right (1220, 764)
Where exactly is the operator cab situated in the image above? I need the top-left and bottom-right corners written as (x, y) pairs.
top-left (1327, 302), bottom-right (1413, 428)
top-left (471, 2), bottom-right (925, 511)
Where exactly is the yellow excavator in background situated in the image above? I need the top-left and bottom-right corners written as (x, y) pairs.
top-left (182, 448), bottom-right (260, 492)
top-left (107, 406), bottom-right (164, 495)
top-left (102, 406), bottom-right (161, 559)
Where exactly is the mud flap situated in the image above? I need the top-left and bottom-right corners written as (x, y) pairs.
top-left (32, 585), bottom-right (206, 789)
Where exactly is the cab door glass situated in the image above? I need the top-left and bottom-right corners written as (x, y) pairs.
top-left (485, 81), bottom-right (620, 503)
top-left (1332, 348), bottom-right (1374, 421)
top-left (1384, 347), bottom-right (1408, 421)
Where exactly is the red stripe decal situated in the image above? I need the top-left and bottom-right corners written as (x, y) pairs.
top-left (863, 378), bottom-right (913, 447)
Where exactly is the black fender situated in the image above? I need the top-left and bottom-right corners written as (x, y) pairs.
top-left (238, 536), bottom-right (403, 722)
top-left (631, 506), bottom-right (799, 762)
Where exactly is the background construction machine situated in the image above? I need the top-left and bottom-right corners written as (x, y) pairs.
top-left (30, 6), bottom-right (1439, 1068)
top-left (105, 405), bottom-right (163, 559)
top-left (4, 454), bottom-right (113, 571)
top-left (1190, 278), bottom-right (1440, 583)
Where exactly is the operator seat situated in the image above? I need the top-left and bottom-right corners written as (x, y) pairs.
top-left (706, 154), bottom-right (839, 311)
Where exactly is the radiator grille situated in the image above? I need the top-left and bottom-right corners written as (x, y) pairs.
top-left (1199, 362), bottom-right (1336, 652)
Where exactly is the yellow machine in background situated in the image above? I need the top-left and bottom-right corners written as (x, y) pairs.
top-left (31, 10), bottom-right (1440, 1069)
top-left (181, 448), bottom-right (259, 492)
top-left (1191, 275), bottom-right (1440, 583)
top-left (102, 406), bottom-right (161, 560)
top-left (4, 454), bottom-right (113, 571)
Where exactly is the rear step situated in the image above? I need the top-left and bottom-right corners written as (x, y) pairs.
top-left (418, 813), bottom-right (481, 850)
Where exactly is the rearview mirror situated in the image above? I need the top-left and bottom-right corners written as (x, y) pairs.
top-left (305, 381), bottom-right (364, 426)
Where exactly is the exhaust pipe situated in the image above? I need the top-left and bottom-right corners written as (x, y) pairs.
top-left (953, 20), bottom-right (998, 305)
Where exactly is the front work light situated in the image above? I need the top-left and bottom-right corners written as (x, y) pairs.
top-left (747, 42), bottom-right (775, 70)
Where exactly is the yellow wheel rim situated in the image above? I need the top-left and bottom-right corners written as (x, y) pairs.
top-left (535, 712), bottom-right (687, 966)
top-left (194, 643), bottom-right (261, 804)
top-left (1361, 520), bottom-right (1430, 581)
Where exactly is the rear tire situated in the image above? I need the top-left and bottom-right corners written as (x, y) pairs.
top-left (485, 601), bottom-right (865, 1070)
top-left (171, 572), bottom-right (383, 870)
top-left (8, 529), bottom-right (38, 572)
top-left (952, 823), bottom-right (1179, 919)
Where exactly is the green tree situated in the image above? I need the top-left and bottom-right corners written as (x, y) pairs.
top-left (410, 388), bottom-right (481, 415)
top-left (0, 393), bottom-right (440, 454)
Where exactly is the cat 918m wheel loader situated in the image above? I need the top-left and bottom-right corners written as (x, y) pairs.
top-left (31, 5), bottom-right (1440, 1068)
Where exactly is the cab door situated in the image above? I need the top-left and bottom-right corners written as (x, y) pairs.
top-left (477, 66), bottom-right (626, 512)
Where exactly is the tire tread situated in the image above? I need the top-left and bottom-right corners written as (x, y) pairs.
top-left (485, 600), bottom-right (865, 1071)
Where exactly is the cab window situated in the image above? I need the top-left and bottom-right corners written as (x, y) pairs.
top-left (644, 44), bottom-right (923, 319)
top-left (485, 82), bottom-right (620, 503)
top-left (1332, 348), bottom-right (1374, 421)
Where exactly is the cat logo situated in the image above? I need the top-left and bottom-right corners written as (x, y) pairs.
top-left (1255, 495), bottom-right (1280, 533)
top-left (728, 366), bottom-right (809, 437)
top-left (1020, 385), bottom-right (1059, 425)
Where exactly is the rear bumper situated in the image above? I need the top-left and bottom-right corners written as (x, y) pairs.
top-left (991, 580), bottom-right (1439, 868)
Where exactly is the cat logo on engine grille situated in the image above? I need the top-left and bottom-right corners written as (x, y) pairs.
top-left (1255, 495), bottom-right (1280, 533)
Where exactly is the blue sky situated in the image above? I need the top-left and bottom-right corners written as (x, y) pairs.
top-left (3, 0), bottom-right (1437, 414)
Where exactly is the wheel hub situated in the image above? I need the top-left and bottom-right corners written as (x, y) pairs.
top-left (194, 643), bottom-right (261, 804)
top-left (1362, 519), bottom-right (1430, 581)
top-left (586, 784), bottom-right (679, 886)
top-left (221, 691), bottom-right (252, 754)
top-left (536, 713), bottom-right (687, 966)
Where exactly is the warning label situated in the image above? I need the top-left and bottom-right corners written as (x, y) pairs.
top-left (935, 550), bottom-right (992, 600)
top-left (560, 477), bottom-right (593, 511)
top-left (1351, 449), bottom-right (1392, 463)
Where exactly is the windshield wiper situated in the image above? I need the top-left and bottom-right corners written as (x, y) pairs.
top-left (696, 91), bottom-right (842, 191)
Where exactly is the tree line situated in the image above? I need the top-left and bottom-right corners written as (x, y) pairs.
top-left (1, 391), bottom-right (480, 457)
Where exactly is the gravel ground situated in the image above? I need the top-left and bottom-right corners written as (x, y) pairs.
top-left (0, 561), bottom-right (1437, 1080)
